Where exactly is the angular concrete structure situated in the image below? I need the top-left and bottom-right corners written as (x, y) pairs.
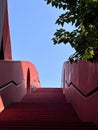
top-left (62, 61), bottom-right (98, 126)
top-left (0, 0), bottom-right (98, 129)
top-left (0, 0), bottom-right (41, 110)
top-left (0, 0), bottom-right (12, 60)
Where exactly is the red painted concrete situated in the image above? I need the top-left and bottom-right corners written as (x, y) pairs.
top-left (62, 61), bottom-right (98, 126)
top-left (2, 0), bottom-right (12, 60)
top-left (0, 88), bottom-right (80, 122)
top-left (0, 96), bottom-right (4, 112)
top-left (0, 0), bottom-right (41, 109)
top-left (0, 61), bottom-right (41, 108)
top-left (21, 61), bottom-right (41, 89)
top-left (1, 0), bottom-right (98, 129)
top-left (0, 88), bottom-right (97, 129)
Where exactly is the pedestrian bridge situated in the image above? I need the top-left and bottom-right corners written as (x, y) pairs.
top-left (0, 0), bottom-right (98, 129)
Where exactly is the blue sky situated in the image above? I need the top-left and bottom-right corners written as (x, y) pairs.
top-left (8, 0), bottom-right (75, 87)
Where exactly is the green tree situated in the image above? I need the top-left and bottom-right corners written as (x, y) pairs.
top-left (45, 0), bottom-right (98, 62)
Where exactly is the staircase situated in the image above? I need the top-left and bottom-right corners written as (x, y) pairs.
top-left (0, 88), bottom-right (97, 130)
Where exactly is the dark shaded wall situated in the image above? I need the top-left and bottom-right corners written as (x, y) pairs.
top-left (0, 61), bottom-right (41, 111)
top-left (0, 0), bottom-right (12, 60)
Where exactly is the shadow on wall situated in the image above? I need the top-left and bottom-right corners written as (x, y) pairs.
top-left (0, 61), bottom-right (25, 110)
top-left (62, 61), bottom-right (98, 126)
top-left (0, 38), bottom-right (4, 60)
top-left (0, 60), bottom-right (41, 111)
top-left (27, 68), bottom-right (30, 93)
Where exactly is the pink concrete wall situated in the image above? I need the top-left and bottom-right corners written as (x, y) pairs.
top-left (62, 61), bottom-right (98, 126)
top-left (0, 60), bottom-right (41, 109)
top-left (0, 0), bottom-right (41, 110)
top-left (21, 61), bottom-right (41, 89)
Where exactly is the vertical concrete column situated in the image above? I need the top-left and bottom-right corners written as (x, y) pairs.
top-left (0, 0), bottom-right (6, 49)
top-left (0, 0), bottom-right (12, 60)
top-left (3, 0), bottom-right (12, 60)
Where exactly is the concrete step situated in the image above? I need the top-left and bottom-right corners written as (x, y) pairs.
top-left (0, 88), bottom-right (97, 130)
top-left (0, 122), bottom-right (97, 130)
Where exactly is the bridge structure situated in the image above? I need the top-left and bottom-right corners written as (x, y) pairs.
top-left (0, 0), bottom-right (98, 129)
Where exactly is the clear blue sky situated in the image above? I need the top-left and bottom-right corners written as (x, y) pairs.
top-left (8, 0), bottom-right (75, 87)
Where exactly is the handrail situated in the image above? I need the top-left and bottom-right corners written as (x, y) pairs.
top-left (65, 80), bottom-right (98, 98)
top-left (0, 80), bottom-right (24, 91)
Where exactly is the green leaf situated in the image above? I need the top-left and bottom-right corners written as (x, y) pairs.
top-left (52, 1), bottom-right (56, 7)
top-left (45, 0), bottom-right (52, 4)
top-left (45, 0), bottom-right (98, 63)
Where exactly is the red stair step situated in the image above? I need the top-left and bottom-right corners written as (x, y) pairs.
top-left (0, 88), bottom-right (97, 130)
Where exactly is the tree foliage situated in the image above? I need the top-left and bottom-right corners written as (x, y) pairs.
top-left (45, 0), bottom-right (98, 62)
